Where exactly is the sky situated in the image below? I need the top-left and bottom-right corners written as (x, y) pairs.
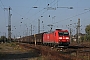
top-left (0, 0), bottom-right (90, 38)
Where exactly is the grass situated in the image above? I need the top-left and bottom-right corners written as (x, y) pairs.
top-left (0, 42), bottom-right (35, 54)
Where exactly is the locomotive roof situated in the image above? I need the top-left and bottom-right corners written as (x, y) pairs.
top-left (56, 29), bottom-right (62, 30)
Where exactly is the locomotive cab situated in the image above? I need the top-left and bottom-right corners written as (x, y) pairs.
top-left (54, 29), bottom-right (70, 46)
top-left (58, 31), bottom-right (70, 46)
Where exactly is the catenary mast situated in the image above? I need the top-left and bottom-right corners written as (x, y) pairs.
top-left (8, 7), bottom-right (12, 41)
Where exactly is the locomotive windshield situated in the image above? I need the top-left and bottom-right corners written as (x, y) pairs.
top-left (58, 32), bottom-right (69, 36)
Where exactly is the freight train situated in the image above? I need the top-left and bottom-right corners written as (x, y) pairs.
top-left (17, 29), bottom-right (70, 47)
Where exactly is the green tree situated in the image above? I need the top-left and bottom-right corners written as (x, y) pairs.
top-left (85, 24), bottom-right (90, 41)
top-left (0, 36), bottom-right (7, 43)
top-left (85, 24), bottom-right (90, 34)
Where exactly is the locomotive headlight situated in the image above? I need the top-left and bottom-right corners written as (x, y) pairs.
top-left (66, 37), bottom-right (69, 39)
top-left (59, 37), bottom-right (62, 39)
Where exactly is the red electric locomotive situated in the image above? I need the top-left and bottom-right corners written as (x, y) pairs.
top-left (43, 29), bottom-right (70, 47)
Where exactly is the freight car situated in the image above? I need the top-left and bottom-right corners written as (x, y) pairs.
top-left (30, 33), bottom-right (43, 44)
top-left (17, 33), bottom-right (43, 44)
top-left (17, 29), bottom-right (70, 47)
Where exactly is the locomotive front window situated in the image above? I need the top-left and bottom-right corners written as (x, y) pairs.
top-left (58, 32), bottom-right (69, 36)
top-left (63, 32), bottom-right (69, 36)
top-left (58, 32), bottom-right (63, 36)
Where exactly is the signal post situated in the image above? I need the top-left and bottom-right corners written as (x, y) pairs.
top-left (34, 34), bottom-right (36, 46)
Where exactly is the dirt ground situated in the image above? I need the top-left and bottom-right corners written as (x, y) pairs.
top-left (0, 42), bottom-right (73, 60)
top-left (0, 42), bottom-right (41, 60)
top-left (0, 42), bottom-right (90, 60)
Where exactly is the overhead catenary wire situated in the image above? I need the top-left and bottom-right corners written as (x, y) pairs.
top-left (29, 0), bottom-right (57, 23)
top-left (33, 0), bottom-right (74, 26)
top-left (0, 0), bottom-right (5, 10)
top-left (31, 9), bottom-right (48, 23)
top-left (4, 1), bottom-right (89, 27)
top-left (7, 0), bottom-right (39, 27)
top-left (11, 0), bottom-right (46, 25)
top-left (0, 4), bottom-right (3, 9)
top-left (0, 0), bottom-right (5, 7)
top-left (24, 0), bottom-right (39, 17)
top-left (11, 0), bottom-right (57, 25)
top-left (24, 0), bottom-right (57, 33)
top-left (53, 10), bottom-right (90, 24)
top-left (0, 0), bottom-right (7, 32)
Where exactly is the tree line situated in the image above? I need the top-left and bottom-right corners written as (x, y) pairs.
top-left (81, 24), bottom-right (90, 41)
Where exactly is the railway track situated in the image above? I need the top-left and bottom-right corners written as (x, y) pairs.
top-left (55, 45), bottom-right (90, 54)
top-left (18, 43), bottom-right (90, 60)
top-left (18, 43), bottom-right (72, 60)
top-left (55, 45), bottom-right (90, 60)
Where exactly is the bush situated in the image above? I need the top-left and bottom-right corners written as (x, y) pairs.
top-left (87, 35), bottom-right (90, 41)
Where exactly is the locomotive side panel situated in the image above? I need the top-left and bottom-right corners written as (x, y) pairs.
top-left (49, 32), bottom-right (55, 43)
top-left (43, 32), bottom-right (55, 46)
